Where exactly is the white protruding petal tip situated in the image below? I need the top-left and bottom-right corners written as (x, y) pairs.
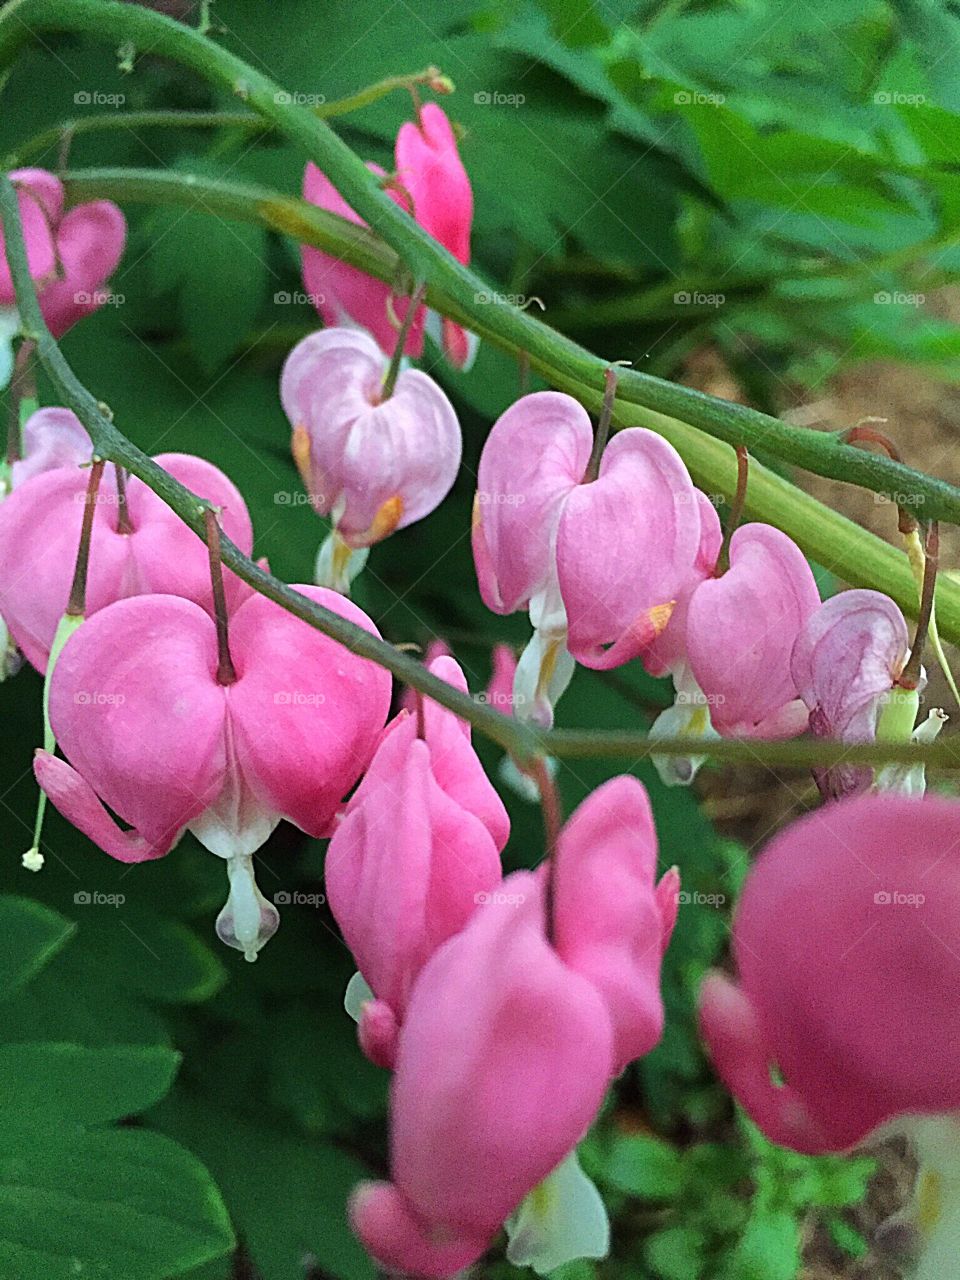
top-left (215, 855), bottom-right (280, 960)
top-left (344, 970), bottom-right (374, 1023)
top-left (505, 1150), bottom-right (610, 1275)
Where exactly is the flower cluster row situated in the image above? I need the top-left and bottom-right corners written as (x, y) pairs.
top-left (1, 99), bottom-right (957, 1279)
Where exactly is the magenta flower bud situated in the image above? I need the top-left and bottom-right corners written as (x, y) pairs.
top-left (301, 105), bottom-right (474, 367)
top-left (0, 442), bottom-right (254, 671)
top-left (34, 587), bottom-right (391, 958)
top-left (350, 871), bottom-right (614, 1278)
top-left (1, 169), bottom-right (125, 343)
top-left (552, 775), bottom-right (678, 1074)
top-left (685, 523), bottom-right (820, 737)
top-left (327, 656), bottom-right (509, 1055)
top-left (394, 103), bottom-right (475, 368)
top-left (301, 160), bottom-right (424, 358)
top-left (700, 793), bottom-right (960, 1156)
top-left (280, 327), bottom-right (461, 552)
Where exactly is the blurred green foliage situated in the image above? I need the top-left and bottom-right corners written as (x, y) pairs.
top-left (0, 0), bottom-right (947, 1275)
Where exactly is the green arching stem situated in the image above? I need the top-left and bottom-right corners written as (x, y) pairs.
top-left (50, 166), bottom-right (960, 643)
top-left (3, 176), bottom-right (960, 772)
top-left (3, 1), bottom-right (960, 521)
top-left (4, 68), bottom-right (453, 168)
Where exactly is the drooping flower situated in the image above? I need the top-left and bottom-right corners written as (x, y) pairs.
top-left (791, 588), bottom-right (944, 797)
top-left (34, 587), bottom-right (392, 959)
top-left (699, 792), bottom-right (960, 1280)
top-left (684, 523), bottom-right (820, 738)
top-left (1, 169), bottom-right (126, 383)
top-left (280, 326), bottom-right (461, 591)
top-left (327, 654), bottom-right (509, 1067)
top-left (350, 871), bottom-right (615, 1278)
top-left (301, 103), bottom-right (474, 367)
top-left (472, 391), bottom-right (707, 726)
top-left (551, 775), bottom-right (679, 1075)
top-left (0, 437), bottom-right (253, 671)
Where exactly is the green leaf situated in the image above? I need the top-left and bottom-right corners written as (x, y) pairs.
top-left (644, 1225), bottom-right (707, 1280)
top-left (599, 1134), bottom-right (683, 1199)
top-left (0, 1043), bottom-right (180, 1125)
top-left (0, 896), bottom-right (74, 997)
top-left (159, 1093), bottom-right (376, 1280)
top-left (0, 1119), bottom-right (234, 1280)
top-left (722, 1210), bottom-right (800, 1280)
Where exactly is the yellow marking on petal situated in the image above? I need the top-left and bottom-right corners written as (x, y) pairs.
top-left (291, 425), bottom-right (313, 490)
top-left (904, 527), bottom-right (960, 712)
top-left (530, 1178), bottom-right (554, 1219)
top-left (331, 533), bottom-right (353, 582)
top-left (536, 636), bottom-right (561, 703)
top-left (689, 706), bottom-right (710, 736)
top-left (649, 601), bottom-right (675, 637)
top-left (472, 491), bottom-right (482, 529)
top-left (918, 1169), bottom-right (943, 1235)
top-left (368, 494), bottom-right (404, 543)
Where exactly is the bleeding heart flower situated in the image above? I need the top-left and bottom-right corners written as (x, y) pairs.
top-left (349, 870), bottom-right (614, 1278)
top-left (0, 438), bottom-right (253, 671)
top-left (551, 775), bottom-right (679, 1075)
top-left (280, 326), bottom-right (461, 588)
top-left (34, 587), bottom-right (392, 959)
top-left (699, 792), bottom-right (960, 1280)
top-left (301, 104), bottom-right (475, 367)
top-left (684, 523), bottom-right (820, 737)
top-left (327, 654), bottom-right (509, 1067)
top-left (1, 169), bottom-right (126, 382)
top-left (790, 588), bottom-right (944, 797)
top-left (473, 391), bottom-right (707, 725)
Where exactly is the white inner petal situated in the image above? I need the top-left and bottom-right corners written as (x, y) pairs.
top-left (314, 530), bottom-right (369, 595)
top-left (344, 970), bottom-right (374, 1023)
top-left (214, 853), bottom-right (280, 962)
top-left (0, 307), bottom-right (21, 392)
top-left (649, 669), bottom-right (719, 787)
top-left (188, 715), bottom-right (279, 860)
top-left (893, 1115), bottom-right (960, 1280)
top-left (505, 1149), bottom-right (610, 1275)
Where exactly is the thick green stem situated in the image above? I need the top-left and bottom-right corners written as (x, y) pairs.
top-left (2, 174), bottom-right (958, 771)
top-left (3, 0), bottom-right (960, 520)
top-left (51, 167), bottom-right (960, 644)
